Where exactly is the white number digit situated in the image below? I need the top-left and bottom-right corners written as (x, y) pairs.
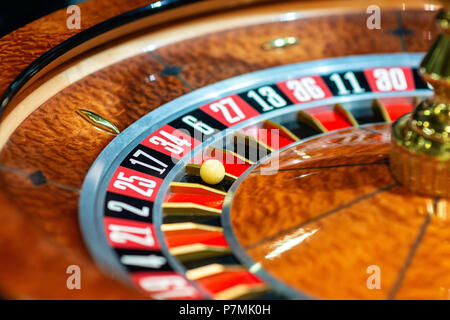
top-left (286, 79), bottom-right (309, 101)
top-left (209, 97), bottom-right (245, 123)
top-left (329, 73), bottom-right (350, 95)
top-left (389, 68), bottom-right (407, 90)
top-left (129, 149), bottom-right (168, 175)
top-left (373, 69), bottom-right (391, 91)
top-left (329, 72), bottom-right (365, 95)
top-left (137, 275), bottom-right (199, 299)
top-left (108, 224), bottom-right (155, 247)
top-left (344, 72), bottom-right (366, 93)
top-left (260, 87), bottom-right (287, 108)
top-left (149, 136), bottom-right (183, 154)
top-left (159, 130), bottom-right (191, 147)
top-left (120, 254), bottom-right (167, 269)
top-left (303, 77), bottom-right (326, 99)
top-left (149, 130), bottom-right (191, 155)
top-left (113, 172), bottom-right (156, 197)
top-left (107, 200), bottom-right (150, 217)
top-left (182, 115), bottom-right (215, 135)
top-left (247, 90), bottom-right (272, 111)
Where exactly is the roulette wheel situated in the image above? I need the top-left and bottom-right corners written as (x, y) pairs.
top-left (0, 0), bottom-right (449, 300)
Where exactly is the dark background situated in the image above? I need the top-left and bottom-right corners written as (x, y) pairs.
top-left (0, 0), bottom-right (84, 38)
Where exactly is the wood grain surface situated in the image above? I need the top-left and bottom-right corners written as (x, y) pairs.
top-left (231, 125), bottom-right (449, 299)
top-left (0, 0), bottom-right (153, 101)
top-left (0, 1), bottom-right (443, 299)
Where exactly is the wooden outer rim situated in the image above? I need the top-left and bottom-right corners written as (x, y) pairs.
top-left (0, 0), bottom-right (441, 151)
top-left (0, 0), bottom-right (150, 105)
top-left (0, 0), bottom-right (444, 300)
top-left (0, 0), bottom-right (440, 120)
top-left (1, 0), bottom-right (289, 117)
top-left (0, 1), bottom-right (359, 150)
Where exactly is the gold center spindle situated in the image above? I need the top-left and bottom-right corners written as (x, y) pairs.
top-left (390, 8), bottom-right (450, 198)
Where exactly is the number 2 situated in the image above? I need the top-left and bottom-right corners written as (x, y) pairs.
top-left (107, 200), bottom-right (150, 217)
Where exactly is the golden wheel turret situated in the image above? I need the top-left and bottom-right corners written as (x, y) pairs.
top-left (390, 8), bottom-right (450, 198)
